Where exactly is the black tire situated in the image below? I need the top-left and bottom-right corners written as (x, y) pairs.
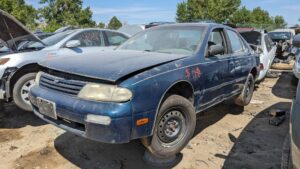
top-left (13, 73), bottom-right (37, 111)
top-left (234, 74), bottom-right (255, 106)
top-left (142, 95), bottom-right (196, 158)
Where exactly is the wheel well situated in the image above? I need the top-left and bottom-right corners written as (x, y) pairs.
top-left (9, 63), bottom-right (39, 96)
top-left (162, 81), bottom-right (194, 105)
top-left (250, 67), bottom-right (258, 78)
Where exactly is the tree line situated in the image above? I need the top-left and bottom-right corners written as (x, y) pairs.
top-left (0, 0), bottom-right (122, 32)
top-left (0, 0), bottom-right (294, 33)
top-left (176, 0), bottom-right (288, 30)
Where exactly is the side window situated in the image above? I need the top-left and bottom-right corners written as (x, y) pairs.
top-left (264, 35), bottom-right (272, 52)
top-left (71, 31), bottom-right (104, 47)
top-left (105, 31), bottom-right (128, 46)
top-left (207, 29), bottom-right (227, 56)
top-left (227, 30), bottom-right (244, 54)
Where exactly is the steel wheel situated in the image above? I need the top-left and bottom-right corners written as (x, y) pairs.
top-left (20, 79), bottom-right (35, 104)
top-left (158, 110), bottom-right (186, 144)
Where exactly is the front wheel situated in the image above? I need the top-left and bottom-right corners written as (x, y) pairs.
top-left (13, 73), bottom-right (37, 111)
top-left (234, 74), bottom-right (255, 106)
top-left (142, 95), bottom-right (196, 158)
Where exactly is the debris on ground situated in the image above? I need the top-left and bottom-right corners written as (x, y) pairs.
top-left (269, 109), bottom-right (286, 117)
top-left (266, 71), bottom-right (281, 78)
top-left (272, 58), bottom-right (295, 70)
top-left (269, 109), bottom-right (286, 126)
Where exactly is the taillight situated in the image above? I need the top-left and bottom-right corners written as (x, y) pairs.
top-left (259, 63), bottom-right (264, 70)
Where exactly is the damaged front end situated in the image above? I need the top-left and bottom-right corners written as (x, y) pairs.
top-left (0, 67), bottom-right (18, 101)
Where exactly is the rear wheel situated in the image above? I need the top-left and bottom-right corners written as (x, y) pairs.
top-left (13, 73), bottom-right (36, 111)
top-left (234, 74), bottom-right (255, 106)
top-left (142, 95), bottom-right (196, 158)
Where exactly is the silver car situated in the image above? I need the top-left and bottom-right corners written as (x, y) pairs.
top-left (0, 9), bottom-right (130, 111)
top-left (239, 30), bottom-right (277, 82)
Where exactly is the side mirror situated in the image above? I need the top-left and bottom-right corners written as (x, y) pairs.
top-left (65, 40), bottom-right (81, 48)
top-left (208, 45), bottom-right (225, 56)
top-left (293, 34), bottom-right (300, 48)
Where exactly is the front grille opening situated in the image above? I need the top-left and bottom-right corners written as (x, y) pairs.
top-left (44, 115), bottom-right (85, 132)
top-left (40, 73), bottom-right (86, 96)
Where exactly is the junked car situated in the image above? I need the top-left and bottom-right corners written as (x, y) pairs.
top-left (30, 23), bottom-right (259, 158)
top-left (0, 9), bottom-right (130, 111)
top-left (239, 29), bottom-right (277, 82)
top-left (268, 29), bottom-right (295, 59)
top-left (289, 34), bottom-right (300, 169)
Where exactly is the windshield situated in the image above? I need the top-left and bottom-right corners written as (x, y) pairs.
top-left (27, 30), bottom-right (75, 49)
top-left (118, 26), bottom-right (205, 55)
top-left (240, 32), bottom-right (262, 46)
top-left (268, 32), bottom-right (292, 40)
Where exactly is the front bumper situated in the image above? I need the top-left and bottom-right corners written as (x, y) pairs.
top-left (290, 100), bottom-right (300, 169)
top-left (0, 66), bottom-right (6, 99)
top-left (30, 85), bottom-right (133, 144)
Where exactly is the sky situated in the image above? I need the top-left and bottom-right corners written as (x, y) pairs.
top-left (25, 0), bottom-right (299, 26)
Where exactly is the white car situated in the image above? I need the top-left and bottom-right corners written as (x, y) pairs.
top-left (240, 30), bottom-right (277, 82)
top-left (0, 9), bottom-right (130, 111)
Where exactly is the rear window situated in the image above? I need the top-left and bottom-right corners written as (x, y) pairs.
top-left (240, 32), bottom-right (261, 46)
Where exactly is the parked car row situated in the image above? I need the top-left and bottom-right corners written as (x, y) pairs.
top-left (1, 9), bottom-right (282, 160)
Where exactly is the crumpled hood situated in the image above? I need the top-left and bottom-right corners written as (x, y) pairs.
top-left (40, 50), bottom-right (188, 82)
top-left (0, 9), bottom-right (44, 51)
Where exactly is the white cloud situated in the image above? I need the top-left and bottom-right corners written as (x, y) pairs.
top-left (91, 6), bottom-right (175, 24)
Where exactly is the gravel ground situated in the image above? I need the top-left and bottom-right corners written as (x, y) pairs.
top-left (0, 72), bottom-right (296, 169)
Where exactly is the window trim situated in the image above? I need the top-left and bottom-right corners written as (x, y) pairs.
top-left (104, 30), bottom-right (129, 46)
top-left (226, 29), bottom-right (247, 55)
top-left (67, 30), bottom-right (105, 47)
top-left (205, 28), bottom-right (229, 58)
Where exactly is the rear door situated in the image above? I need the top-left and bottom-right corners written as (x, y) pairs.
top-left (226, 29), bottom-right (252, 92)
top-left (103, 31), bottom-right (129, 47)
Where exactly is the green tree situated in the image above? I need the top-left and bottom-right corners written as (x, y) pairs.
top-left (230, 6), bottom-right (251, 25)
top-left (107, 16), bottom-right (122, 30)
top-left (39, 0), bottom-right (96, 32)
top-left (98, 22), bottom-right (106, 28)
top-left (249, 7), bottom-right (273, 29)
top-left (176, 2), bottom-right (188, 22)
top-left (273, 15), bottom-right (287, 29)
top-left (176, 0), bottom-right (241, 23)
top-left (0, 0), bottom-right (37, 30)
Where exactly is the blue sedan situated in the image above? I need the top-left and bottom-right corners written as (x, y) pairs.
top-left (29, 23), bottom-right (259, 158)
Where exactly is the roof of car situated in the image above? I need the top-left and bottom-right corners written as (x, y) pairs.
top-left (62, 28), bottom-right (131, 37)
top-left (147, 22), bottom-right (232, 29)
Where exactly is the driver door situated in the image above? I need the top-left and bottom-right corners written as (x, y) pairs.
top-left (200, 28), bottom-right (231, 107)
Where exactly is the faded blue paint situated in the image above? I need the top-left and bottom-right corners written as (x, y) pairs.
top-left (30, 23), bottom-right (259, 143)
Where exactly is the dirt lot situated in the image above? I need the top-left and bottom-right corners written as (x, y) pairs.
top-left (0, 73), bottom-right (297, 169)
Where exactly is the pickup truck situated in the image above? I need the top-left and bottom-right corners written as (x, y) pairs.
top-left (29, 23), bottom-right (259, 158)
